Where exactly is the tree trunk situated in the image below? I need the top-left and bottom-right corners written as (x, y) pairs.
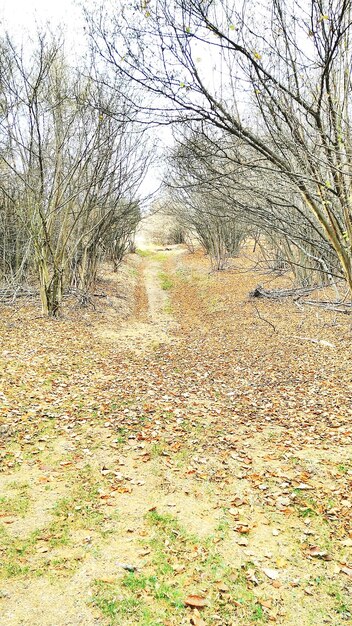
top-left (37, 255), bottom-right (63, 316)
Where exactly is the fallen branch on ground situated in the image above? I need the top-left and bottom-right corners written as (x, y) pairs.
top-left (0, 286), bottom-right (37, 302)
top-left (249, 284), bottom-right (321, 299)
top-left (298, 300), bottom-right (352, 314)
top-left (249, 284), bottom-right (352, 313)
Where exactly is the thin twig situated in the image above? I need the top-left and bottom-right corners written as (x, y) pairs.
top-left (252, 303), bottom-right (276, 333)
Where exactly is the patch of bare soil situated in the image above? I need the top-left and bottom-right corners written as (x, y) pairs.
top-left (1, 578), bottom-right (100, 626)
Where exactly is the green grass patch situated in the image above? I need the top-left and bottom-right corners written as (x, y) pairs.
top-left (140, 511), bottom-right (267, 623)
top-left (0, 528), bottom-right (42, 579)
top-left (136, 249), bottom-right (167, 262)
top-left (298, 507), bottom-right (317, 518)
top-left (158, 272), bottom-right (174, 290)
top-left (136, 248), bottom-right (154, 258)
top-left (150, 443), bottom-right (166, 459)
top-left (49, 467), bottom-right (109, 538)
top-left (92, 582), bottom-right (167, 625)
top-left (0, 484), bottom-right (31, 517)
top-left (0, 465), bottom-right (118, 580)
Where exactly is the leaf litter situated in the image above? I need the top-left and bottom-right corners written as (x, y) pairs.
top-left (0, 244), bottom-right (351, 624)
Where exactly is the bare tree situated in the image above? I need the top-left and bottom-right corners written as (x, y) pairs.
top-left (167, 124), bottom-right (340, 282)
top-left (87, 0), bottom-right (352, 294)
top-left (0, 32), bottom-right (148, 314)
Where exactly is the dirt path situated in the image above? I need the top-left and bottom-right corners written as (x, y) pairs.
top-left (1, 247), bottom-right (352, 625)
top-left (95, 251), bottom-right (178, 353)
top-left (0, 248), bottom-right (184, 626)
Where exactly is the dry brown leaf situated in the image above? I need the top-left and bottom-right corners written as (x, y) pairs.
top-left (259, 598), bottom-right (272, 609)
top-left (306, 546), bottom-right (332, 560)
top-left (246, 569), bottom-right (260, 585)
top-left (234, 524), bottom-right (251, 534)
top-left (340, 564), bottom-right (352, 577)
top-left (216, 581), bottom-right (229, 592)
top-left (184, 595), bottom-right (207, 608)
top-left (295, 483), bottom-right (313, 490)
top-left (231, 497), bottom-right (246, 507)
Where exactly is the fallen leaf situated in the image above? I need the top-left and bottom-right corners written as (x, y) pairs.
top-left (190, 608), bottom-right (207, 625)
top-left (304, 587), bottom-right (314, 596)
top-left (340, 564), bottom-right (352, 577)
top-left (259, 598), bottom-right (272, 609)
top-left (228, 507), bottom-right (239, 516)
top-left (185, 595), bottom-right (207, 608)
top-left (116, 562), bottom-right (137, 572)
top-left (295, 483), bottom-right (313, 490)
top-left (234, 524), bottom-right (251, 534)
top-left (38, 476), bottom-right (50, 483)
top-left (306, 546), bottom-right (332, 560)
top-left (246, 569), bottom-right (259, 585)
top-left (262, 568), bottom-right (280, 580)
top-left (216, 581), bottom-right (229, 592)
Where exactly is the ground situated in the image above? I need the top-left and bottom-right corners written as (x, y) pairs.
top-left (0, 244), bottom-right (352, 626)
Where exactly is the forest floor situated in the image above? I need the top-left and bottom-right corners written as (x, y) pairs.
top-left (1, 244), bottom-right (352, 626)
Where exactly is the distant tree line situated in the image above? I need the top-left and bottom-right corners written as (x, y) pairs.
top-left (87, 0), bottom-right (352, 293)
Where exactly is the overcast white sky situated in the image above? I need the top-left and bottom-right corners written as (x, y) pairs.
top-left (0, 0), bottom-right (81, 31)
top-left (0, 0), bottom-right (87, 55)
